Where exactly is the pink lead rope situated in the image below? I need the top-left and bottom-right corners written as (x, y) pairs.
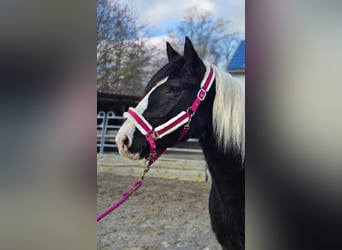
top-left (97, 181), bottom-right (142, 222)
top-left (97, 65), bottom-right (215, 222)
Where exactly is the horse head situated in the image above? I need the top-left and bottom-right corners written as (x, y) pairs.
top-left (116, 37), bottom-right (215, 161)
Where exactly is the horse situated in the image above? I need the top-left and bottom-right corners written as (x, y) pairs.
top-left (116, 37), bottom-right (245, 250)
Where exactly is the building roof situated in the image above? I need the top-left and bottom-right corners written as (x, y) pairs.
top-left (97, 89), bottom-right (140, 114)
top-left (97, 89), bottom-right (141, 98)
top-left (227, 40), bottom-right (245, 72)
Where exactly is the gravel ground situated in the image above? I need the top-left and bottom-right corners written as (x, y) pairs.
top-left (97, 172), bottom-right (221, 250)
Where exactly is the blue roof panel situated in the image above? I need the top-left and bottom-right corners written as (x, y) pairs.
top-left (227, 40), bottom-right (245, 70)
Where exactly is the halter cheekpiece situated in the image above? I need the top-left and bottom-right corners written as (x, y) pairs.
top-left (124, 64), bottom-right (215, 166)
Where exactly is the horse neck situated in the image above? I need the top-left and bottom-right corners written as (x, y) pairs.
top-left (196, 73), bottom-right (244, 199)
top-left (199, 130), bottom-right (244, 202)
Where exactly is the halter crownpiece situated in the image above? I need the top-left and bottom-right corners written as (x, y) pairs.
top-left (124, 64), bottom-right (215, 166)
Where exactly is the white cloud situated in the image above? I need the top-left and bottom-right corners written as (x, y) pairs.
top-left (226, 0), bottom-right (245, 35)
top-left (117, 0), bottom-right (244, 36)
top-left (132, 0), bottom-right (215, 25)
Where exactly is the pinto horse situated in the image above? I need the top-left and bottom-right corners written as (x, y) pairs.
top-left (116, 37), bottom-right (245, 250)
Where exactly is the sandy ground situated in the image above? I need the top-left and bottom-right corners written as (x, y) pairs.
top-left (97, 172), bottom-right (222, 250)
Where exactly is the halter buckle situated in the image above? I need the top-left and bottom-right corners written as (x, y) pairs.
top-left (197, 88), bottom-right (207, 101)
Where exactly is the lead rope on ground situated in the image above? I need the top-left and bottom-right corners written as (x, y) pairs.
top-left (97, 161), bottom-right (153, 222)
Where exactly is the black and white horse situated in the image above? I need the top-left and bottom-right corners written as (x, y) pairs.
top-left (116, 37), bottom-right (245, 250)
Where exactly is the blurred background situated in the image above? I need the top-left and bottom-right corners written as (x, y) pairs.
top-left (247, 0), bottom-right (342, 249)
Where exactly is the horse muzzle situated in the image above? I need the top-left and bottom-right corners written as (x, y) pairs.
top-left (116, 134), bottom-right (141, 160)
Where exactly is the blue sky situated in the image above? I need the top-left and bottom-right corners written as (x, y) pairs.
top-left (117, 0), bottom-right (245, 38)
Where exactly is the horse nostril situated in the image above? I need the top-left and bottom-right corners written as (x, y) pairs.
top-left (120, 134), bottom-right (132, 148)
top-left (123, 137), bottom-right (129, 146)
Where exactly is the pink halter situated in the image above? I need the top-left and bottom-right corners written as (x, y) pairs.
top-left (124, 65), bottom-right (215, 166)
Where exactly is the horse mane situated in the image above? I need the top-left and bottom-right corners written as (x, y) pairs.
top-left (211, 64), bottom-right (245, 159)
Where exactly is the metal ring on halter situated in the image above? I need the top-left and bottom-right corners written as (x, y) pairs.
top-left (146, 131), bottom-right (158, 140)
top-left (186, 107), bottom-right (195, 117)
top-left (184, 116), bottom-right (192, 128)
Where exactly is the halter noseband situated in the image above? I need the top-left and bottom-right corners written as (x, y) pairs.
top-left (124, 65), bottom-right (215, 166)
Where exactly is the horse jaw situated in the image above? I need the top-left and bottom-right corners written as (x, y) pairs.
top-left (116, 121), bottom-right (140, 160)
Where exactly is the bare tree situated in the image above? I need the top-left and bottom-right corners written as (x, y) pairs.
top-left (97, 0), bottom-right (155, 94)
top-left (168, 6), bottom-right (239, 68)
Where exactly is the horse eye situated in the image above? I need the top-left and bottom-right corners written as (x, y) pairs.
top-left (169, 86), bottom-right (182, 93)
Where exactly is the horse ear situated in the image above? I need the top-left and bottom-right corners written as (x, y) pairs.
top-left (166, 42), bottom-right (180, 61)
top-left (183, 37), bottom-right (202, 72)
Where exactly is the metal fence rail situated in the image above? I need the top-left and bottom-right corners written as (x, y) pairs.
top-left (97, 111), bottom-right (106, 154)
